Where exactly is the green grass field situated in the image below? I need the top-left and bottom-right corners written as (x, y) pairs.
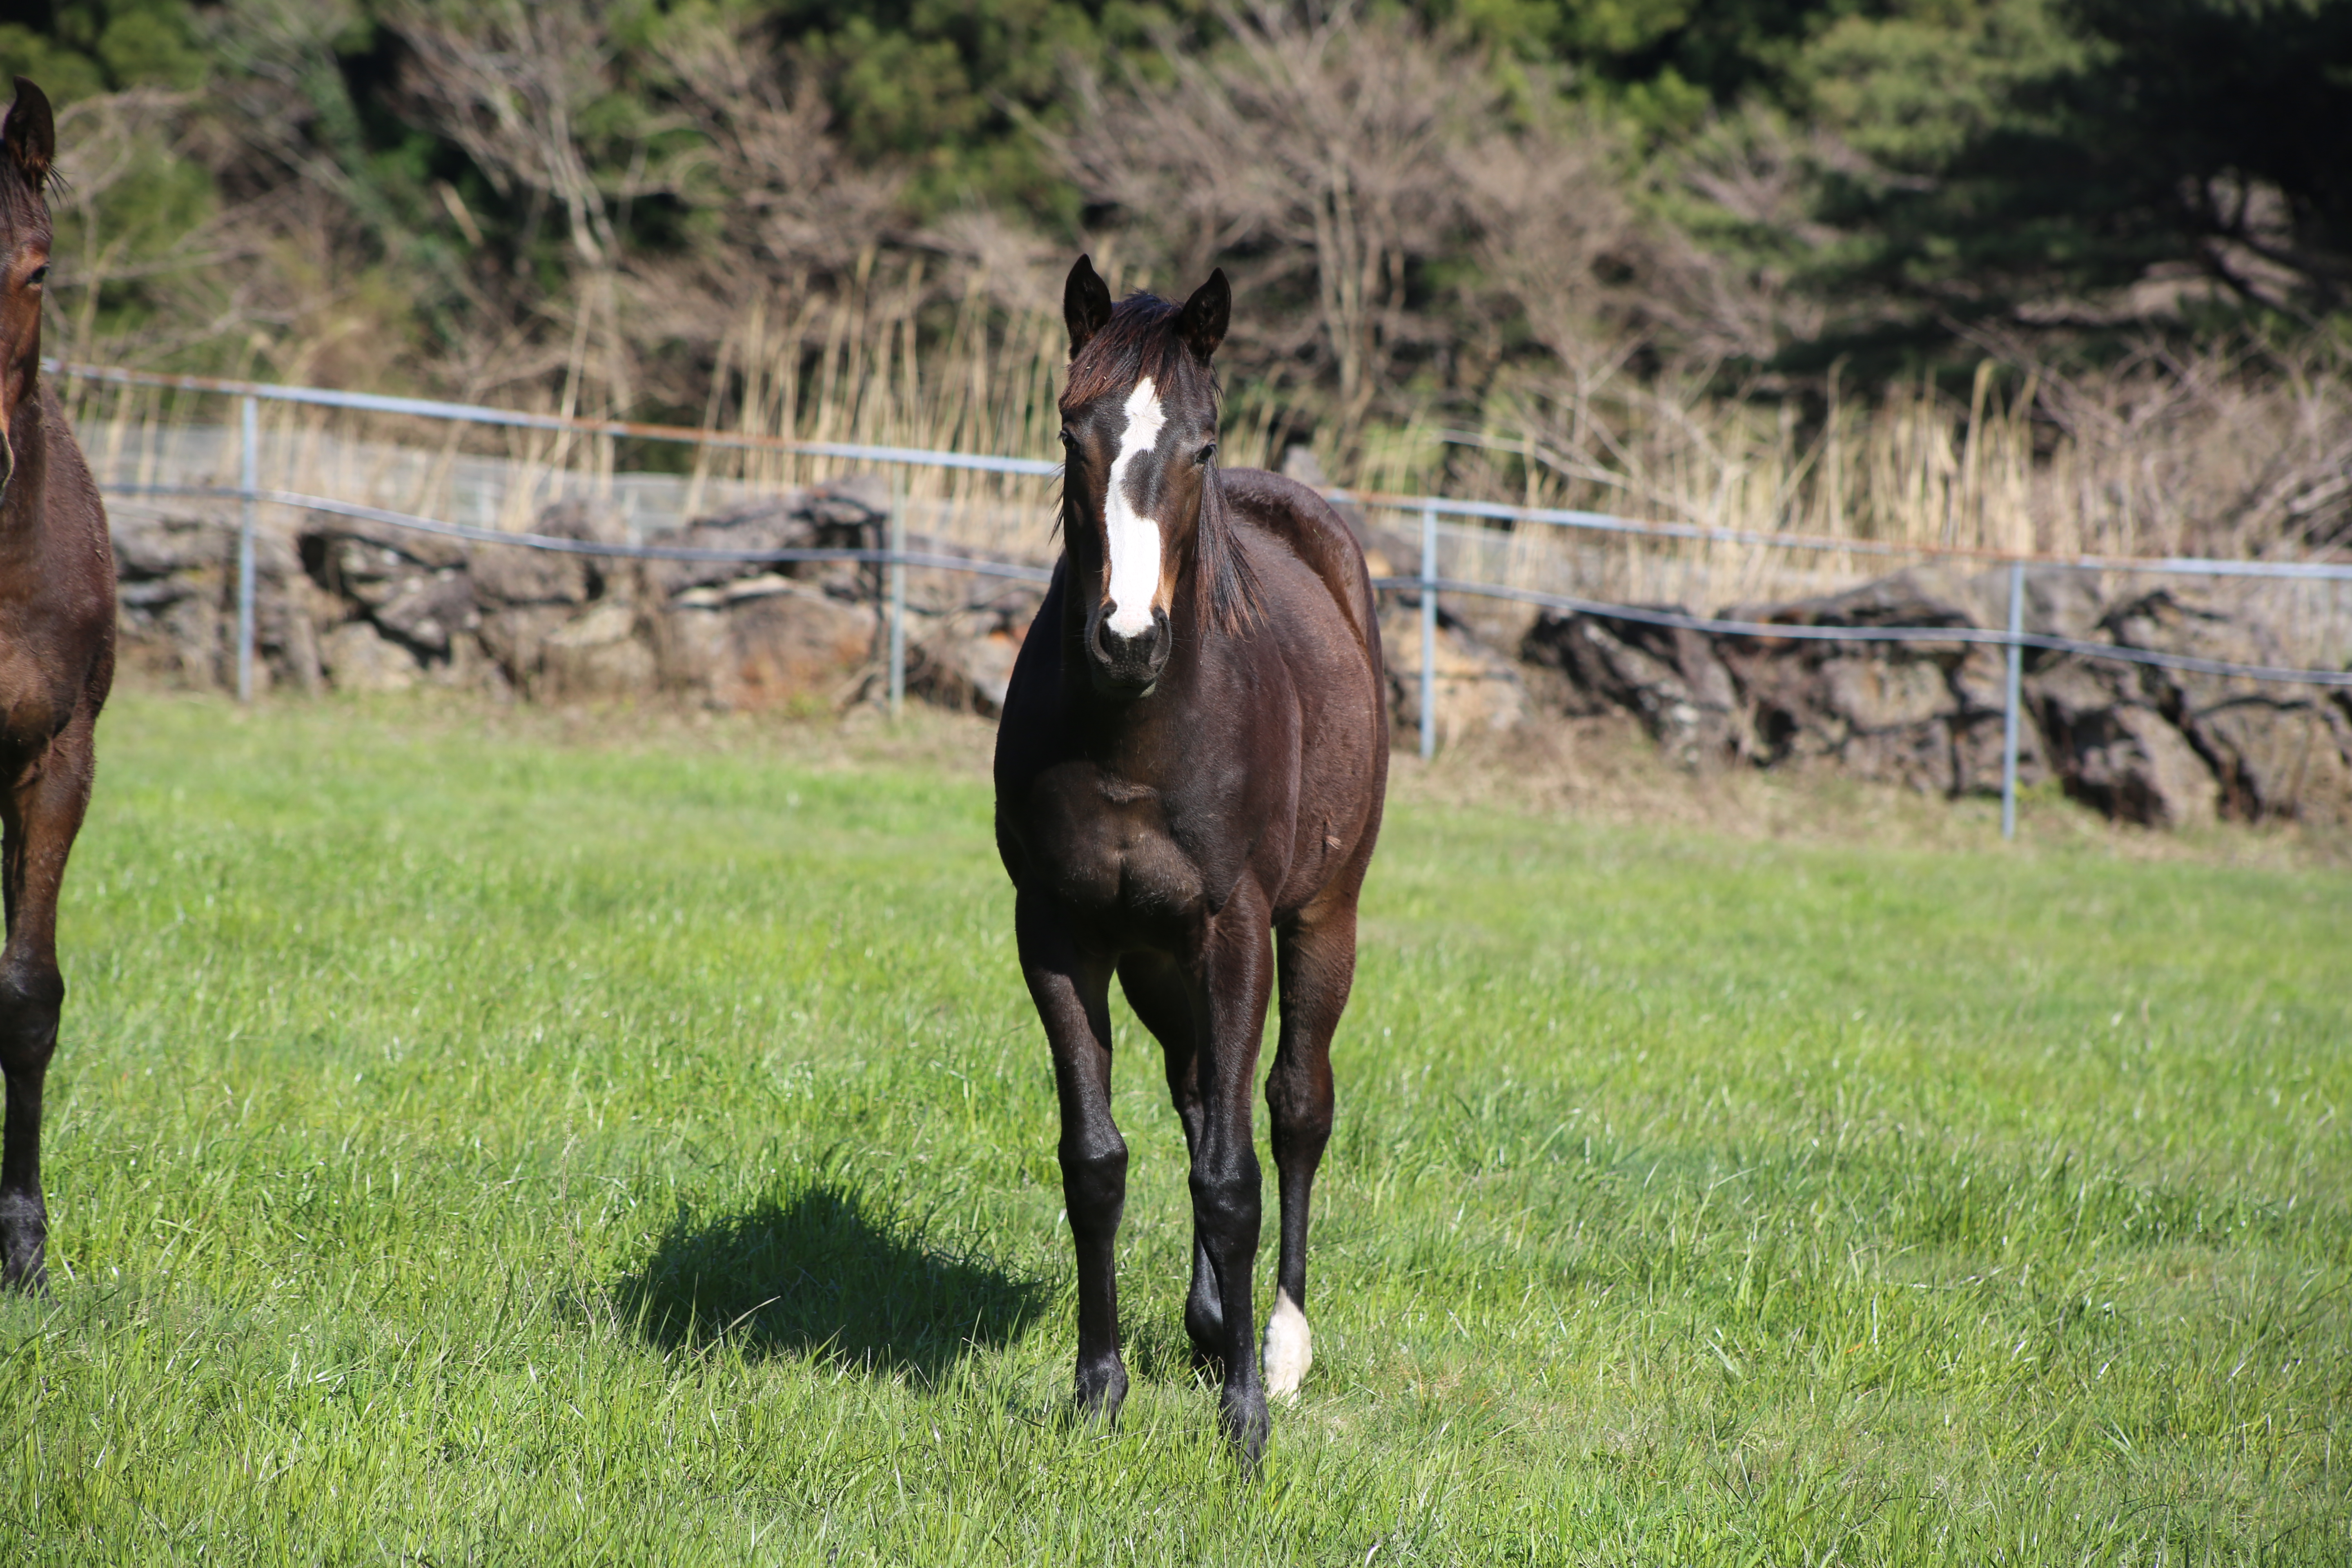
top-left (2, 693), bottom-right (2345, 1564)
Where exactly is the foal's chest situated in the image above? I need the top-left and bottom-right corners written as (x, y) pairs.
top-left (1020, 762), bottom-right (1208, 928)
top-left (0, 616), bottom-right (76, 755)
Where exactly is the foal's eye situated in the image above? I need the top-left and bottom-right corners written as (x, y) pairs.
top-left (1196, 442), bottom-right (1217, 465)
top-left (26, 265), bottom-right (47, 287)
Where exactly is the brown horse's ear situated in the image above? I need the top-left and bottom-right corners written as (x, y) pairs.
top-left (1064, 254), bottom-right (1113, 359)
top-left (3, 79), bottom-right (54, 192)
top-left (1176, 268), bottom-right (1229, 362)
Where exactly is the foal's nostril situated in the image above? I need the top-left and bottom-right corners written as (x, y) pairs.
top-left (1090, 604), bottom-right (1167, 687)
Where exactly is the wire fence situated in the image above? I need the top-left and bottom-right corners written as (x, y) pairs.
top-left (49, 360), bottom-right (2352, 839)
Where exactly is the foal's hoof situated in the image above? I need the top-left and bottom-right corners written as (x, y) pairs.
top-left (0, 1200), bottom-right (47, 1295)
top-left (1219, 1386), bottom-right (1270, 1469)
top-left (0, 1238), bottom-right (46, 1295)
top-left (1072, 1356), bottom-right (1129, 1423)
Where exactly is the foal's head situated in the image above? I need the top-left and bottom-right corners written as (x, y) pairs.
top-left (1058, 255), bottom-right (1245, 696)
top-left (0, 79), bottom-right (56, 481)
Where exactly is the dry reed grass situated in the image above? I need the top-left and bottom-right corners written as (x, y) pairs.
top-left (59, 288), bottom-right (2352, 651)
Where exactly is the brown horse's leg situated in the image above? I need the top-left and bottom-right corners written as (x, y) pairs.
top-left (1261, 894), bottom-right (1359, 1399)
top-left (1119, 952), bottom-right (1223, 1365)
top-left (0, 715), bottom-right (98, 1292)
top-left (1187, 878), bottom-right (1276, 1463)
top-left (1016, 891), bottom-right (1129, 1419)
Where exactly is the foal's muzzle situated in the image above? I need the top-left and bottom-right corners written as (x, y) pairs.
top-left (1086, 604), bottom-right (1171, 696)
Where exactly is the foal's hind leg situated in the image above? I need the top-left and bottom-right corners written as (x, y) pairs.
top-left (1261, 893), bottom-right (1361, 1399)
top-left (0, 718), bottom-right (98, 1292)
top-left (1016, 893), bottom-right (1130, 1418)
top-left (1118, 952), bottom-right (1223, 1366)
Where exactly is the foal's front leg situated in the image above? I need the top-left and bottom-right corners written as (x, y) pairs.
top-left (1115, 952), bottom-right (1224, 1366)
top-left (1016, 892), bottom-right (1129, 1417)
top-left (1188, 879), bottom-right (1277, 1462)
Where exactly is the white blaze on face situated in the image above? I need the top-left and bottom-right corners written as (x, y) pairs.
top-left (1102, 376), bottom-right (1167, 639)
top-left (1262, 1289), bottom-right (1312, 1399)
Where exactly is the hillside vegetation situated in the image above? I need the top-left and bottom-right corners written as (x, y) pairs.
top-left (9, 2), bottom-right (2352, 557)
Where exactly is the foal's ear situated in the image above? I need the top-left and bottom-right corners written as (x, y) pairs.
top-left (1064, 254), bottom-right (1113, 359)
top-left (1176, 269), bottom-right (1229, 362)
top-left (2, 79), bottom-right (54, 192)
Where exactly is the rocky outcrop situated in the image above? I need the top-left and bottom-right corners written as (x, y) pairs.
top-left (112, 477), bottom-right (1056, 719)
top-left (1522, 609), bottom-right (1741, 770)
top-left (1529, 566), bottom-right (2352, 826)
top-left (106, 479), bottom-right (2349, 828)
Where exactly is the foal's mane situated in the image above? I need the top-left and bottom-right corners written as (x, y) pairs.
top-left (0, 150), bottom-right (51, 230)
top-left (1062, 294), bottom-right (1262, 636)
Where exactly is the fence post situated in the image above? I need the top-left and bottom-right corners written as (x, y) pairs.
top-left (887, 470), bottom-right (906, 721)
top-left (1419, 504), bottom-right (1437, 762)
top-left (235, 393), bottom-right (258, 704)
top-left (2000, 559), bottom-right (2024, 840)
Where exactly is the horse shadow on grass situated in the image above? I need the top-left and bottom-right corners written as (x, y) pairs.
top-left (613, 1181), bottom-right (1049, 1381)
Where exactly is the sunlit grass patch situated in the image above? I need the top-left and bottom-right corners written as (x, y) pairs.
top-left (2, 692), bottom-right (2345, 1564)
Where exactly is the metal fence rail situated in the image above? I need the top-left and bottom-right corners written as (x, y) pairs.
top-left (58, 360), bottom-right (2352, 839)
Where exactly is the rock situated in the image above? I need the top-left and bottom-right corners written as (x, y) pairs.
top-left (372, 568), bottom-right (478, 656)
top-left (1523, 609), bottom-right (1740, 769)
top-left (800, 473), bottom-right (890, 530)
top-left (470, 541), bottom-right (592, 607)
top-left (533, 497), bottom-right (629, 547)
top-left (1726, 566), bottom-right (1979, 640)
top-left (1382, 603), bottom-right (1528, 747)
top-left (643, 481), bottom-right (887, 598)
top-left (540, 602), bottom-right (656, 701)
top-left (908, 586), bottom-right (1044, 715)
top-left (321, 619), bottom-right (421, 693)
top-left (2095, 587), bottom-right (2352, 820)
top-left (645, 502), bottom-right (823, 597)
top-left (477, 604), bottom-right (579, 690)
top-left (2028, 658), bottom-right (2217, 827)
top-left (655, 579), bottom-right (878, 711)
top-left (110, 510), bottom-right (231, 685)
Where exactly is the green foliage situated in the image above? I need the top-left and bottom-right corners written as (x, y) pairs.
top-left (1795, 0), bottom-right (2081, 173)
top-left (751, 0), bottom-right (1203, 218)
top-left (0, 1), bottom-right (208, 100)
top-left (0, 693), bottom-right (2343, 1561)
top-left (8, 0), bottom-right (2348, 402)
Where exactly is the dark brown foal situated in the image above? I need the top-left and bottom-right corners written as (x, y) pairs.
top-left (0, 78), bottom-right (115, 1291)
top-left (994, 258), bottom-right (1388, 1463)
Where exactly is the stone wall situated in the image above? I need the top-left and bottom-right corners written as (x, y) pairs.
top-left (107, 492), bottom-right (2352, 827)
top-left (113, 479), bottom-right (1044, 718)
top-left (1519, 566), bottom-right (2352, 827)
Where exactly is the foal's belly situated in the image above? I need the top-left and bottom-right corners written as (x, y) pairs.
top-left (1021, 762), bottom-right (1207, 936)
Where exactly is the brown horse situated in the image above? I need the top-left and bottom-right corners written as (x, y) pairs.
top-left (993, 257), bottom-right (1388, 1461)
top-left (0, 78), bottom-right (114, 1292)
